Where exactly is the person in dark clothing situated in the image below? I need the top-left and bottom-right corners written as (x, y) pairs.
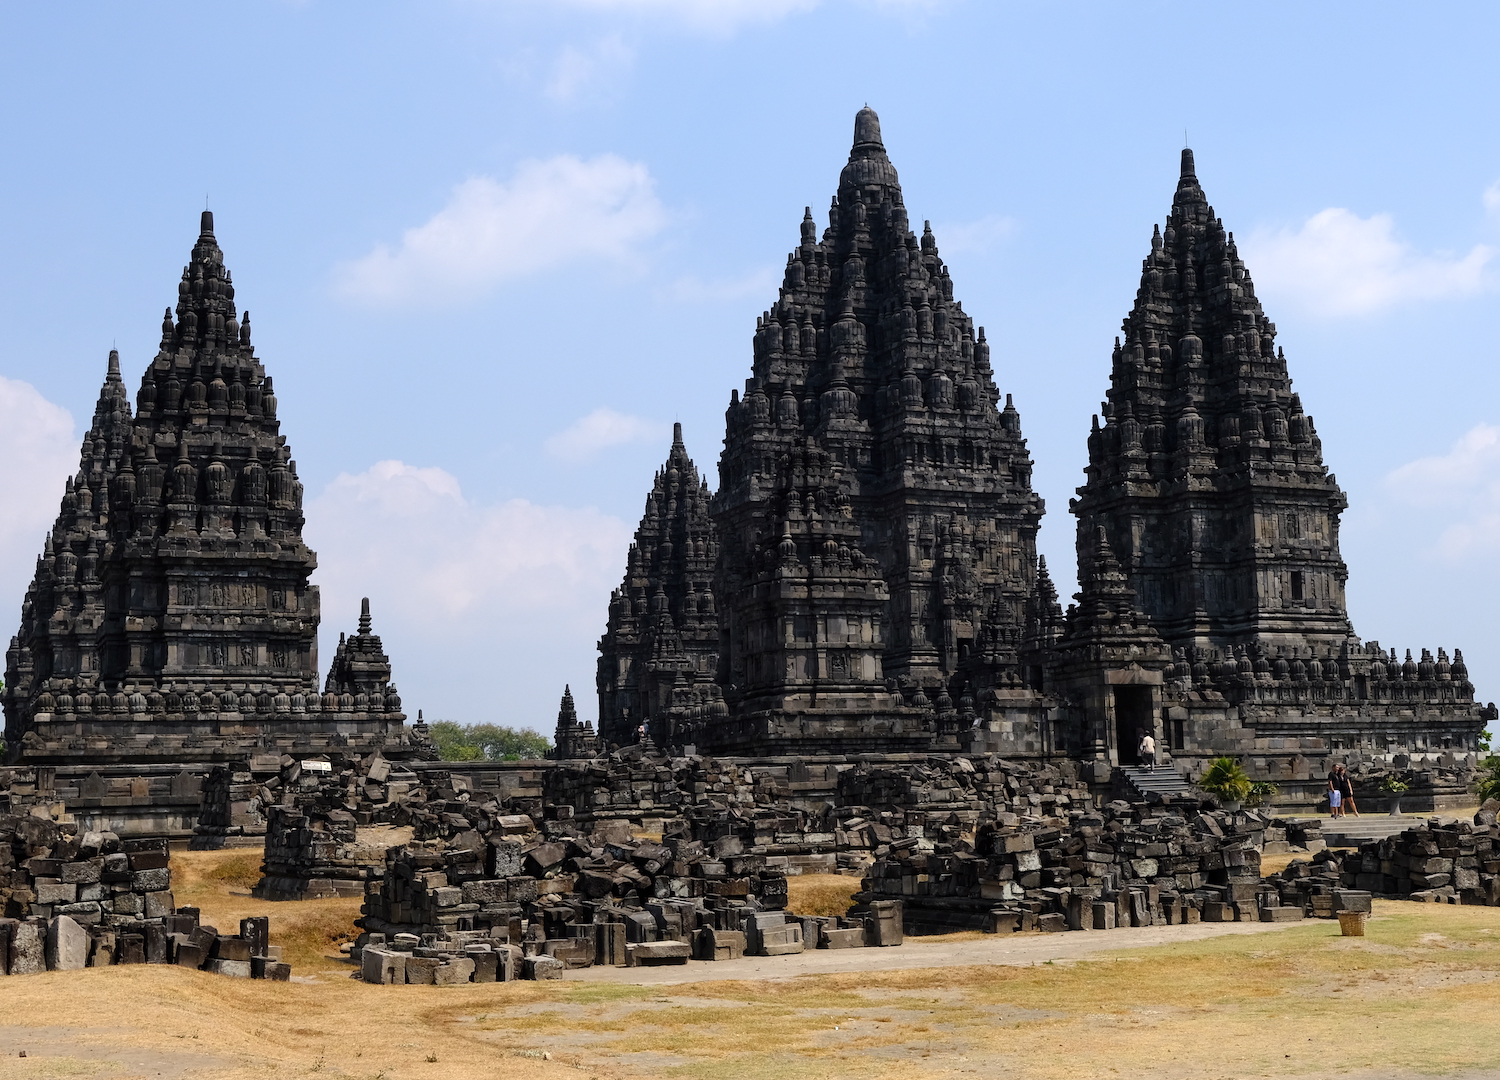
top-left (1329, 763), bottom-right (1357, 817)
top-left (1334, 763), bottom-right (1358, 816)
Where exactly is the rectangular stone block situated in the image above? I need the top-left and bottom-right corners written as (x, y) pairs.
top-left (144, 891), bottom-right (175, 919)
top-left (866, 900), bottom-right (903, 947)
top-left (131, 868), bottom-right (171, 892)
top-left (404, 956), bottom-right (440, 984)
top-left (1092, 902), bottom-right (1117, 929)
top-left (1258, 906), bottom-right (1304, 923)
top-left (61, 860), bottom-right (103, 885)
top-left (523, 955), bottom-right (564, 980)
top-left (594, 922), bottom-right (627, 967)
top-left (821, 927), bottom-right (863, 949)
top-left (625, 941), bottom-right (691, 966)
top-left (470, 951), bottom-right (499, 983)
top-left (46, 916), bottom-right (89, 971)
top-left (175, 943), bottom-right (207, 969)
top-left (1332, 890), bottom-right (1372, 914)
top-left (35, 882), bottom-right (76, 905)
top-left (9, 920), bottom-right (46, 975)
top-left (362, 947), bottom-right (406, 985)
top-left (694, 928), bottom-right (746, 960)
top-left (987, 910), bottom-right (1022, 934)
top-left (127, 850), bottom-right (171, 871)
top-left (433, 957), bottom-right (475, 986)
top-left (239, 917), bottom-right (269, 957)
top-left (213, 936), bottom-right (252, 962)
top-left (207, 959), bottom-right (252, 978)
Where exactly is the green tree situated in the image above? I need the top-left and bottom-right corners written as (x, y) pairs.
top-left (1475, 756), bottom-right (1500, 804)
top-left (1198, 756), bottom-right (1252, 804)
top-left (428, 720), bottom-right (550, 762)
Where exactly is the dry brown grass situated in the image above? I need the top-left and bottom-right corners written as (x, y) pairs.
top-left (785, 873), bottom-right (861, 918)
top-left (4, 900), bottom-right (1500, 1080)
top-left (8, 848), bottom-right (1485, 1080)
top-left (170, 849), bottom-right (363, 975)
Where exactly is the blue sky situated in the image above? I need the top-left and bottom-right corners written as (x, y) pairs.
top-left (2, 1), bottom-right (1498, 737)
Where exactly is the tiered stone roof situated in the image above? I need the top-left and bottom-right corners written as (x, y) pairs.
top-left (1073, 149), bottom-right (1352, 658)
top-left (710, 107), bottom-right (1043, 749)
top-left (3, 213), bottom-right (412, 765)
top-left (596, 424), bottom-right (721, 749)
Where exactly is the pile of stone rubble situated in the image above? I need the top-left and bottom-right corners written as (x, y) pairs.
top-left (1265, 800), bottom-right (1500, 908)
top-left (858, 802), bottom-right (1329, 932)
top-left (0, 814), bottom-right (288, 977)
top-left (195, 751), bottom-right (424, 849)
top-left (355, 810), bottom-right (882, 983)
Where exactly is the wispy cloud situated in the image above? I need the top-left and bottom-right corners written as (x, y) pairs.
top-left (544, 408), bottom-right (667, 464)
top-left (0, 376), bottom-right (77, 615)
top-left (306, 461), bottom-right (631, 726)
top-left (547, 34), bottom-right (635, 101)
top-left (1242, 205), bottom-right (1494, 317)
top-left (545, 0), bottom-right (818, 34)
top-left (336, 155), bottom-right (667, 306)
top-left (1385, 423), bottom-right (1500, 557)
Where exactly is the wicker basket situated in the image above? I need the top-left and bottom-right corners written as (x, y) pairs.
top-left (1338, 910), bottom-right (1368, 937)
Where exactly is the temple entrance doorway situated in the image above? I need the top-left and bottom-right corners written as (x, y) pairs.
top-left (1113, 686), bottom-right (1154, 765)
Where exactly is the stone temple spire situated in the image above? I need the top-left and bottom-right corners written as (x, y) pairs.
top-left (597, 423), bottom-right (720, 750)
top-left (552, 683), bottom-right (599, 759)
top-left (1072, 148), bottom-right (1352, 659)
top-left (3, 213), bottom-right (412, 767)
top-left (709, 106), bottom-right (1044, 752)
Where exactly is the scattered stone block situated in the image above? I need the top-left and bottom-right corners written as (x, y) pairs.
top-left (46, 916), bottom-right (89, 971)
top-left (625, 941), bottom-right (691, 967)
top-left (524, 955), bottom-right (564, 980)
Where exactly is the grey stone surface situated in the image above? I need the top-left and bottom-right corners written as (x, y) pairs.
top-left (9, 919), bottom-right (45, 975)
top-left (2, 212), bottom-right (421, 773)
top-left (46, 915), bottom-right (89, 970)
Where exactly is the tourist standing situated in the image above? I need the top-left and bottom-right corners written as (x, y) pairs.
top-left (1333, 763), bottom-right (1358, 816)
top-left (1139, 730), bottom-right (1156, 772)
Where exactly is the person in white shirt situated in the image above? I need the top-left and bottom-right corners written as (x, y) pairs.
top-left (1138, 731), bottom-right (1156, 772)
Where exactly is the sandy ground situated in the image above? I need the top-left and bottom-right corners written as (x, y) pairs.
top-left (572, 915), bottom-right (1308, 984)
top-left (1, 851), bottom-right (1498, 1080)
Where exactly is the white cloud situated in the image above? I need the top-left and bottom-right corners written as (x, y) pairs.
top-left (305, 461), bottom-right (632, 727)
top-left (336, 154), bottom-right (667, 305)
top-left (1385, 423), bottom-right (1500, 557)
top-left (545, 0), bottom-right (818, 34)
top-left (0, 377), bottom-right (77, 617)
top-left (544, 408), bottom-right (666, 464)
top-left (547, 35), bottom-right (634, 101)
top-left (1241, 206), bottom-right (1494, 317)
top-left (933, 213), bottom-right (1016, 256)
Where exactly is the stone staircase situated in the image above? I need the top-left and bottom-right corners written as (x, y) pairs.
top-left (1299, 815), bottom-right (1421, 848)
top-left (1119, 764), bottom-right (1198, 801)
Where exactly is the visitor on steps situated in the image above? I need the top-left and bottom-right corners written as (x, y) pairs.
top-left (1139, 731), bottom-right (1156, 772)
top-left (1332, 762), bottom-right (1358, 816)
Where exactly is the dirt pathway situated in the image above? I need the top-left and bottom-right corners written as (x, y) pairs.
top-left (570, 916), bottom-right (1310, 984)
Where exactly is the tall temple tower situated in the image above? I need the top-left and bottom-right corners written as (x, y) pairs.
top-left (707, 107), bottom-right (1044, 753)
top-left (1063, 150), bottom-right (1486, 769)
top-left (596, 424), bottom-right (722, 749)
top-left (1071, 149), bottom-right (1353, 659)
top-left (3, 212), bottom-right (413, 768)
